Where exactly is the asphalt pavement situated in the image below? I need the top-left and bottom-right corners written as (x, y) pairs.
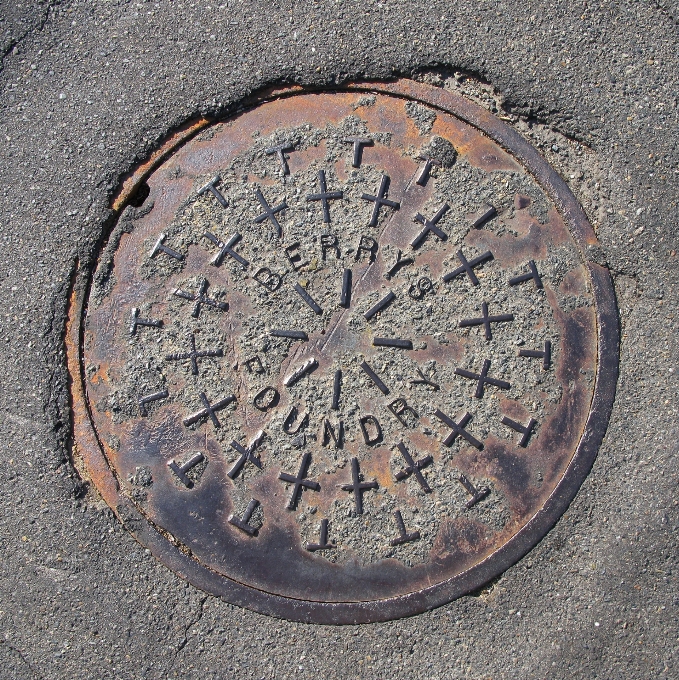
top-left (0, 1), bottom-right (677, 678)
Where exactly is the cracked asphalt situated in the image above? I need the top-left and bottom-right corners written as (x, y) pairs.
top-left (0, 1), bottom-right (677, 678)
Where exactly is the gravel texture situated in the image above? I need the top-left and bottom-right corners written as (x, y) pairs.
top-left (0, 1), bottom-right (677, 678)
top-left (83, 96), bottom-right (583, 582)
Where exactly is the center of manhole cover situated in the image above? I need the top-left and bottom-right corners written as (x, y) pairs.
top-left (69, 81), bottom-right (618, 624)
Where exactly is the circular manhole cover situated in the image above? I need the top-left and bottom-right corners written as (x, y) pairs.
top-left (68, 80), bottom-right (618, 624)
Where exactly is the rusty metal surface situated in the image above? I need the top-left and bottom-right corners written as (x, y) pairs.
top-left (68, 80), bottom-right (618, 623)
top-left (111, 117), bottom-right (212, 212)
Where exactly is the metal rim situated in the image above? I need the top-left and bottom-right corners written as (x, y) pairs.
top-left (67, 78), bottom-right (619, 624)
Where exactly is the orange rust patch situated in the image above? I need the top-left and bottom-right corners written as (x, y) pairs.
top-left (560, 265), bottom-right (589, 297)
top-left (499, 398), bottom-right (530, 422)
top-left (112, 117), bottom-right (211, 213)
top-left (65, 279), bottom-right (120, 505)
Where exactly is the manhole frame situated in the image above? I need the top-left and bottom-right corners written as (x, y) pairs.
top-left (66, 78), bottom-right (619, 625)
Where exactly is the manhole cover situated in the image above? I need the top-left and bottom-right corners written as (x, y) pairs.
top-left (67, 80), bottom-right (618, 624)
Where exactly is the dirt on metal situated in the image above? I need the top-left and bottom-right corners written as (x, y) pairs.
top-left (67, 80), bottom-right (618, 624)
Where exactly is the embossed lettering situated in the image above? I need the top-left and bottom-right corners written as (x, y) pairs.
top-left (359, 415), bottom-right (383, 445)
top-left (253, 266), bottom-right (282, 291)
top-left (243, 355), bottom-right (265, 374)
top-left (355, 235), bottom-right (378, 263)
top-left (320, 234), bottom-right (340, 260)
top-left (387, 398), bottom-right (419, 428)
top-left (285, 242), bottom-right (307, 271)
top-left (283, 406), bottom-right (309, 435)
top-left (321, 418), bottom-right (344, 449)
top-left (253, 386), bottom-right (279, 412)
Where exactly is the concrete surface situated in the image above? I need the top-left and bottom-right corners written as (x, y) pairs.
top-left (0, 1), bottom-right (677, 678)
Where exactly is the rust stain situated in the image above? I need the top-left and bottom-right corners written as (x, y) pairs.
top-left (66, 280), bottom-right (120, 505)
top-left (559, 265), bottom-right (589, 297)
top-left (111, 117), bottom-right (212, 213)
top-left (66, 82), bottom-right (616, 623)
top-left (499, 397), bottom-right (530, 422)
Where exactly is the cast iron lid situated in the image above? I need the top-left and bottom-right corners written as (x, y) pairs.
top-left (68, 80), bottom-right (618, 624)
